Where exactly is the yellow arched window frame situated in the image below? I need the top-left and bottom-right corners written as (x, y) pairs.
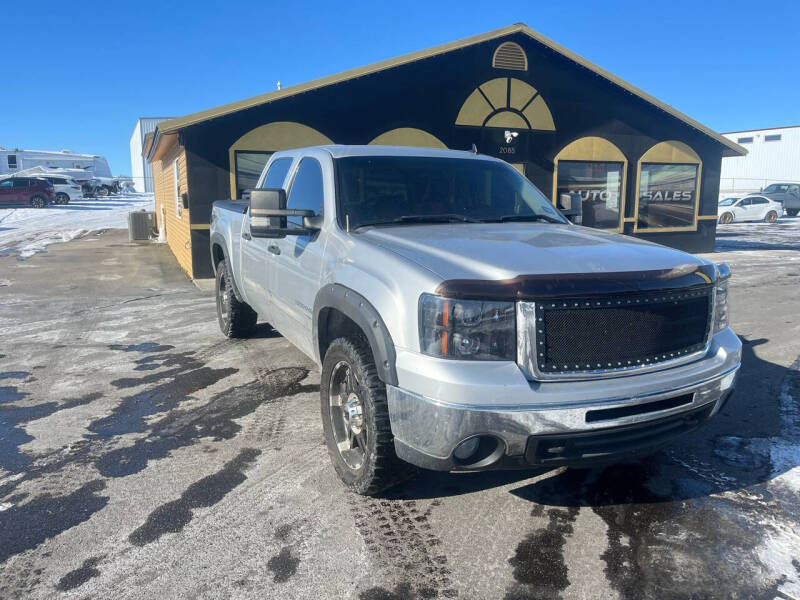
top-left (228, 122), bottom-right (333, 198)
top-left (633, 141), bottom-right (702, 233)
top-left (369, 127), bottom-right (446, 149)
top-left (551, 136), bottom-right (628, 232)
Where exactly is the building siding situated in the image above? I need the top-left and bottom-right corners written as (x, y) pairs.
top-left (130, 118), bottom-right (173, 193)
top-left (153, 145), bottom-right (192, 277)
top-left (720, 126), bottom-right (800, 194)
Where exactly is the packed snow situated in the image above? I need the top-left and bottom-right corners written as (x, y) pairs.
top-left (0, 194), bottom-right (153, 258)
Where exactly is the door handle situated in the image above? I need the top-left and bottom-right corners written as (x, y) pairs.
top-left (268, 244), bottom-right (281, 255)
top-left (242, 231), bottom-right (252, 240)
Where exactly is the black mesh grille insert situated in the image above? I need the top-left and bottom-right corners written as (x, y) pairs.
top-left (535, 287), bottom-right (712, 374)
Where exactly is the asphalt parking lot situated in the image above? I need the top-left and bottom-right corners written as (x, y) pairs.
top-left (1, 222), bottom-right (798, 599)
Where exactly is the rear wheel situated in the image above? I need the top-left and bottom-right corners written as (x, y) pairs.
top-left (95, 186), bottom-right (109, 197)
top-left (55, 193), bottom-right (70, 205)
top-left (321, 336), bottom-right (416, 496)
top-left (29, 195), bottom-right (46, 208)
top-left (719, 212), bottom-right (733, 224)
top-left (765, 211), bottom-right (778, 224)
top-left (787, 209), bottom-right (798, 217)
top-left (215, 258), bottom-right (257, 338)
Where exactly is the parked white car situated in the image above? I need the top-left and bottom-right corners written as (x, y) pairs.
top-left (38, 175), bottom-right (83, 205)
top-left (718, 195), bottom-right (782, 224)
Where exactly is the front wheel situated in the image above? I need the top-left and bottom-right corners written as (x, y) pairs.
top-left (787, 209), bottom-right (798, 217)
top-left (719, 212), bottom-right (733, 224)
top-left (764, 211), bottom-right (778, 224)
top-left (215, 258), bottom-right (257, 338)
top-left (321, 337), bottom-right (415, 496)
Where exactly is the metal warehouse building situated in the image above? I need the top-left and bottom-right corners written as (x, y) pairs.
top-left (130, 118), bottom-right (173, 193)
top-left (145, 23), bottom-right (745, 279)
top-left (720, 125), bottom-right (800, 195)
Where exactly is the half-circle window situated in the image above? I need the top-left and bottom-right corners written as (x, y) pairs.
top-left (493, 42), bottom-right (527, 71)
top-left (455, 78), bottom-right (554, 131)
top-left (369, 127), bottom-right (446, 149)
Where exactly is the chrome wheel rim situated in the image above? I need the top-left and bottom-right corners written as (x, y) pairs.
top-left (328, 360), bottom-right (366, 470)
top-left (217, 273), bottom-right (230, 326)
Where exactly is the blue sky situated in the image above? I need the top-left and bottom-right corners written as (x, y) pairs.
top-left (2, 0), bottom-right (798, 175)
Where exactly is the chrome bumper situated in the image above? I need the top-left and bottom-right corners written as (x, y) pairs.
top-left (387, 330), bottom-right (741, 471)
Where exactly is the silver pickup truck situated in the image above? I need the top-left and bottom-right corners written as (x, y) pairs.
top-left (210, 145), bottom-right (741, 495)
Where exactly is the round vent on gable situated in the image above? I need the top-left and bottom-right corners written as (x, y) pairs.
top-left (492, 42), bottom-right (527, 71)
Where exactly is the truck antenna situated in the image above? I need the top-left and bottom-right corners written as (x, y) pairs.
top-left (346, 214), bottom-right (350, 233)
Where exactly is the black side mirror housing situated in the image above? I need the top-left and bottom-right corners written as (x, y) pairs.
top-left (247, 188), bottom-right (315, 238)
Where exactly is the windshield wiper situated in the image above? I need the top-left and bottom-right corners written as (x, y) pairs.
top-left (354, 214), bottom-right (483, 230)
top-left (491, 214), bottom-right (564, 224)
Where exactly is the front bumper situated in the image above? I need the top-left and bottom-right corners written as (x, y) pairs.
top-left (387, 328), bottom-right (741, 471)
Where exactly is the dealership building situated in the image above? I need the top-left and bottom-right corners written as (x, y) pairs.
top-left (145, 23), bottom-right (745, 279)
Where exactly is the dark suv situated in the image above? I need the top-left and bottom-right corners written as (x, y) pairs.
top-left (0, 177), bottom-right (55, 208)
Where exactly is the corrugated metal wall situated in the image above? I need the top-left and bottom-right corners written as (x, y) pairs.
top-left (720, 126), bottom-right (800, 195)
top-left (129, 117), bottom-right (172, 193)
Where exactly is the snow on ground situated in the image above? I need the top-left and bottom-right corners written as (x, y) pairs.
top-left (714, 214), bottom-right (800, 252)
top-left (0, 194), bottom-right (153, 258)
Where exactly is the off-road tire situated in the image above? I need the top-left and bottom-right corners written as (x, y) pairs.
top-left (719, 212), bottom-right (733, 224)
top-left (321, 336), bottom-right (416, 496)
top-left (787, 209), bottom-right (798, 217)
top-left (765, 211), bottom-right (778, 224)
top-left (29, 195), bottom-right (46, 208)
top-left (55, 193), bottom-right (70, 205)
top-left (215, 258), bottom-right (257, 338)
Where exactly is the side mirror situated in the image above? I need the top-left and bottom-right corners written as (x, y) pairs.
top-left (247, 188), bottom-right (315, 238)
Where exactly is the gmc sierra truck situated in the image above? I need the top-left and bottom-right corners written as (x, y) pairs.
top-left (210, 145), bottom-right (740, 496)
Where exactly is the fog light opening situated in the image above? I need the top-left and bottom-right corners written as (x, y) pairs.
top-left (453, 437), bottom-right (480, 461)
top-left (452, 435), bottom-right (503, 468)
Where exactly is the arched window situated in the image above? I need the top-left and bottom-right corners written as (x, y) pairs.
top-left (455, 78), bottom-right (554, 131)
top-left (369, 128), bottom-right (446, 149)
top-left (634, 141), bottom-right (702, 232)
top-left (552, 137), bottom-right (627, 231)
top-left (229, 122), bottom-right (332, 198)
top-left (492, 42), bottom-right (528, 71)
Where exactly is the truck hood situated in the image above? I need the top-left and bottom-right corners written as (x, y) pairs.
top-left (358, 223), bottom-right (706, 281)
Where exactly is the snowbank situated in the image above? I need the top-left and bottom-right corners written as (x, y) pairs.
top-left (0, 194), bottom-right (154, 259)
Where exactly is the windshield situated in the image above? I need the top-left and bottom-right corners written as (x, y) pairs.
top-left (763, 184), bottom-right (788, 193)
top-left (335, 156), bottom-right (566, 230)
top-left (719, 198), bottom-right (738, 206)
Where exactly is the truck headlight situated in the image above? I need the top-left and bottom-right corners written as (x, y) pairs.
top-left (713, 263), bottom-right (731, 333)
top-left (418, 294), bottom-right (515, 360)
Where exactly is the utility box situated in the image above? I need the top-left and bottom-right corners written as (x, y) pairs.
top-left (128, 211), bottom-right (155, 241)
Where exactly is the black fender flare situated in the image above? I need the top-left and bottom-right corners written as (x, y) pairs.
top-left (313, 284), bottom-right (398, 386)
top-left (210, 232), bottom-right (245, 302)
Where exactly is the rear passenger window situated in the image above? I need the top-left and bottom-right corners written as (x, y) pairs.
top-left (13, 179), bottom-right (28, 187)
top-left (262, 158), bottom-right (293, 189)
top-left (287, 158), bottom-right (324, 227)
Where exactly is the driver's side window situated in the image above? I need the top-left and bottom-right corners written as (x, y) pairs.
top-left (0, 180), bottom-right (12, 188)
top-left (739, 198), bottom-right (751, 207)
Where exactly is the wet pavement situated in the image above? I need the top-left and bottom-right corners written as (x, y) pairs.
top-left (0, 225), bottom-right (798, 599)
